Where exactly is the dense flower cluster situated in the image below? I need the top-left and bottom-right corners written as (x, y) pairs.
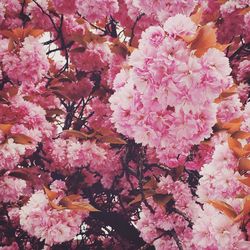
top-left (110, 18), bottom-right (232, 167)
top-left (1, 0), bottom-right (250, 249)
top-left (136, 175), bottom-right (198, 249)
top-left (0, 175), bottom-right (27, 203)
top-left (20, 181), bottom-right (88, 246)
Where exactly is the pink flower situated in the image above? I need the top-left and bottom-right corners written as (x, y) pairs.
top-left (163, 14), bottom-right (197, 37)
top-left (0, 175), bottom-right (27, 203)
top-left (76, 0), bottom-right (119, 22)
top-left (20, 182), bottom-right (88, 246)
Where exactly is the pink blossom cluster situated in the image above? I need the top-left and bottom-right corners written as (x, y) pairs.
top-left (20, 181), bottom-right (88, 246)
top-left (196, 141), bottom-right (248, 203)
top-left (1, 36), bottom-right (49, 88)
top-left (70, 42), bottom-right (111, 73)
top-left (0, 93), bottom-right (54, 170)
top-left (0, 0), bottom-right (21, 29)
top-left (52, 0), bottom-right (77, 15)
top-left (76, 0), bottom-right (119, 23)
top-left (192, 204), bottom-right (250, 250)
top-left (46, 138), bottom-right (107, 172)
top-left (136, 175), bottom-right (198, 249)
top-left (217, 94), bottom-right (243, 123)
top-left (0, 175), bottom-right (27, 203)
top-left (109, 17), bottom-right (232, 167)
top-left (46, 137), bottom-right (123, 188)
top-left (130, 0), bottom-right (198, 23)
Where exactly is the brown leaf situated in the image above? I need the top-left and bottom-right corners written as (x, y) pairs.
top-left (110, 40), bottom-right (130, 58)
top-left (64, 130), bottom-right (96, 139)
top-left (66, 202), bottom-right (100, 212)
top-left (129, 190), bottom-right (156, 205)
top-left (70, 47), bottom-right (86, 53)
top-left (153, 194), bottom-right (173, 208)
top-left (208, 200), bottom-right (237, 219)
top-left (239, 158), bottom-right (250, 171)
top-left (99, 135), bottom-right (127, 145)
top-left (12, 134), bottom-right (33, 144)
top-left (143, 177), bottom-right (158, 190)
top-left (172, 165), bottom-right (185, 181)
top-left (8, 169), bottom-right (31, 181)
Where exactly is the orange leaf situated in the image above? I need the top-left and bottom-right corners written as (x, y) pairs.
top-left (228, 137), bottom-right (242, 156)
top-left (214, 42), bottom-right (231, 52)
top-left (59, 195), bottom-right (99, 212)
top-left (239, 7), bottom-right (250, 15)
top-left (67, 202), bottom-right (100, 212)
top-left (191, 24), bottom-right (217, 57)
top-left (43, 186), bottom-right (59, 201)
top-left (8, 38), bottom-right (15, 52)
top-left (0, 30), bottom-right (16, 39)
top-left (238, 177), bottom-right (250, 187)
top-left (190, 7), bottom-right (202, 25)
top-left (232, 131), bottom-right (250, 139)
top-left (29, 29), bottom-right (44, 37)
top-left (239, 158), bottom-right (250, 171)
top-left (214, 85), bottom-right (237, 103)
top-left (219, 117), bottom-right (243, 134)
top-left (234, 195), bottom-right (250, 222)
top-left (49, 201), bottom-right (65, 210)
top-left (0, 124), bottom-right (13, 134)
top-left (208, 200), bottom-right (237, 219)
top-left (12, 134), bottom-right (33, 144)
top-left (59, 194), bottom-right (82, 206)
